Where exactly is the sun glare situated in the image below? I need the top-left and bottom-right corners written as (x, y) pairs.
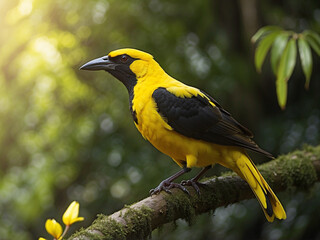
top-left (18, 0), bottom-right (33, 16)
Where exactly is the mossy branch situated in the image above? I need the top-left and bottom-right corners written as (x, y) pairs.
top-left (69, 145), bottom-right (320, 240)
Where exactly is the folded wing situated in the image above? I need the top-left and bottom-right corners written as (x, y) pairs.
top-left (152, 87), bottom-right (273, 158)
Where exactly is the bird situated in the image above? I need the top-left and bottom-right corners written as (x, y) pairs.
top-left (80, 48), bottom-right (286, 222)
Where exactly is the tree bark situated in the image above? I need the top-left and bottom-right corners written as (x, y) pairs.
top-left (69, 145), bottom-right (320, 240)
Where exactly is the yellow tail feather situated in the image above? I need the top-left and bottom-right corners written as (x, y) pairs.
top-left (236, 153), bottom-right (286, 222)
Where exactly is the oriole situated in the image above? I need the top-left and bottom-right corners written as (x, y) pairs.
top-left (80, 48), bottom-right (286, 222)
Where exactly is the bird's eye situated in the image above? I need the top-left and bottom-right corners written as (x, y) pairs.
top-left (120, 55), bottom-right (128, 63)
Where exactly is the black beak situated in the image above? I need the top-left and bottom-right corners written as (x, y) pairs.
top-left (79, 56), bottom-right (117, 71)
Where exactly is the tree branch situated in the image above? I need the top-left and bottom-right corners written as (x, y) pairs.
top-left (69, 145), bottom-right (320, 240)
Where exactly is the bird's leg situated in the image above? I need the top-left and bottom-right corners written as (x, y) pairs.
top-left (181, 165), bottom-right (211, 195)
top-left (150, 166), bottom-right (191, 195)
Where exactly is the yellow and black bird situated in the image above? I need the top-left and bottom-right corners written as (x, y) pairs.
top-left (80, 48), bottom-right (286, 222)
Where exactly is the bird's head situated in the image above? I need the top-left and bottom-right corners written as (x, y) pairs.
top-left (80, 48), bottom-right (158, 91)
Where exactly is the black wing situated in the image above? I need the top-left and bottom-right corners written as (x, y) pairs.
top-left (152, 87), bottom-right (273, 158)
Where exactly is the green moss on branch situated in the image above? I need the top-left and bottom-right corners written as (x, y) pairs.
top-left (68, 144), bottom-right (320, 240)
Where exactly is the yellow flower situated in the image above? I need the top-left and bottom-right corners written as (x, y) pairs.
top-left (62, 201), bottom-right (84, 226)
top-left (38, 238), bottom-right (47, 240)
top-left (45, 219), bottom-right (62, 239)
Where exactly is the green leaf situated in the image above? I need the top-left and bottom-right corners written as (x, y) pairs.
top-left (251, 25), bottom-right (282, 43)
top-left (270, 32), bottom-right (290, 75)
top-left (255, 31), bottom-right (281, 73)
top-left (304, 30), bottom-right (320, 45)
top-left (279, 38), bottom-right (297, 81)
top-left (276, 38), bottom-right (297, 109)
top-left (304, 30), bottom-right (320, 56)
top-left (276, 73), bottom-right (288, 110)
top-left (298, 37), bottom-right (313, 89)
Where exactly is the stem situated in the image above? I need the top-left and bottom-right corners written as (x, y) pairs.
top-left (60, 225), bottom-right (70, 239)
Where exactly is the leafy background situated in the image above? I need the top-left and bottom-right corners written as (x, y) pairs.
top-left (0, 0), bottom-right (320, 239)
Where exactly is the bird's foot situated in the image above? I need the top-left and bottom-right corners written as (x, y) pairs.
top-left (150, 180), bottom-right (190, 195)
top-left (181, 179), bottom-right (205, 195)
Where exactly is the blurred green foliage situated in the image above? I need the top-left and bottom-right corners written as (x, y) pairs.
top-left (0, 0), bottom-right (319, 239)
